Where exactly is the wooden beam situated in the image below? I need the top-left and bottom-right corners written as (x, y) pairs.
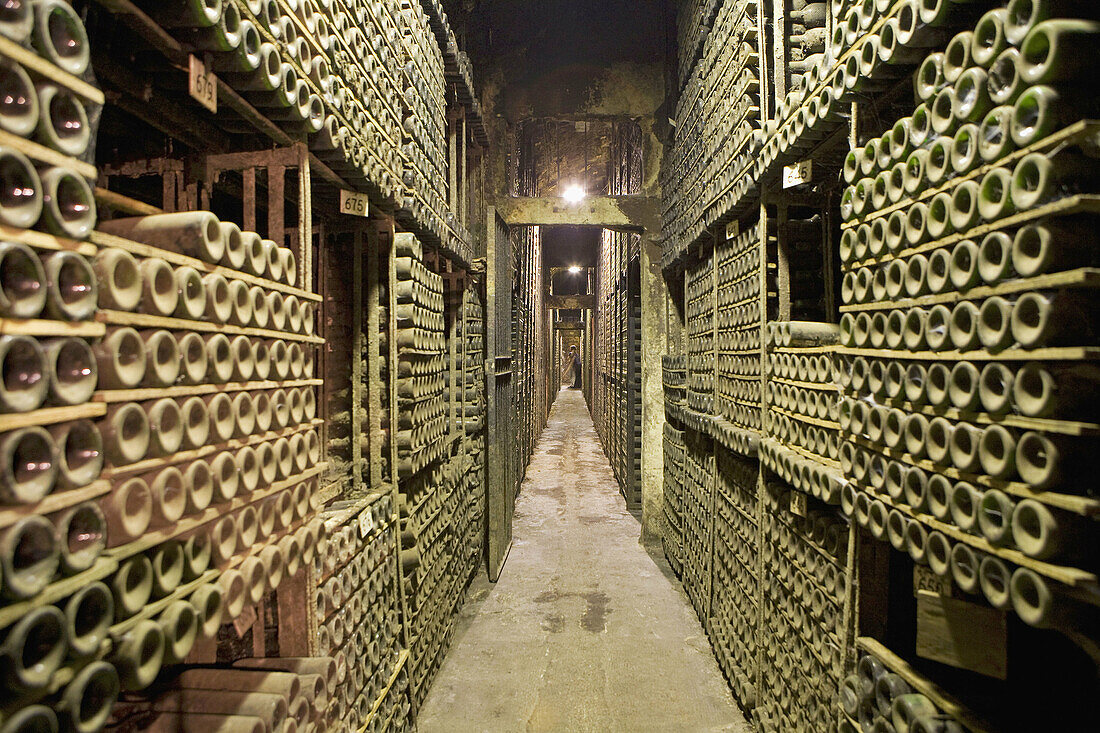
top-left (546, 295), bottom-right (595, 310)
top-left (496, 196), bottom-right (661, 232)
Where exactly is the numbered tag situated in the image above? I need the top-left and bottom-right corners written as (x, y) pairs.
top-left (914, 565), bottom-right (951, 597)
top-left (783, 159), bottom-right (813, 189)
top-left (340, 189), bottom-right (370, 218)
top-left (189, 55), bottom-right (217, 114)
top-left (790, 492), bottom-right (808, 517)
top-left (233, 604), bottom-right (257, 637)
top-left (358, 508), bottom-right (375, 538)
top-left (725, 220), bottom-right (739, 241)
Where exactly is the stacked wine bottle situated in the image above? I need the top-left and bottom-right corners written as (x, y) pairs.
top-left (761, 321), bottom-right (844, 505)
top-left (838, 0), bottom-right (1100, 634)
top-left (709, 445), bottom-right (760, 709)
top-left (0, 4), bottom-right (117, 730)
top-left (662, 0), bottom-right (762, 259)
top-left (714, 227), bottom-right (764, 455)
top-left (315, 494), bottom-right (408, 731)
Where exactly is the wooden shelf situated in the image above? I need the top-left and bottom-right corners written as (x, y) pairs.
top-left (0, 402), bottom-right (106, 432)
top-left (0, 479), bottom-right (111, 531)
top-left (0, 127), bottom-right (96, 180)
top-left (857, 486), bottom-right (1100, 597)
top-left (89, 231), bottom-right (322, 303)
top-left (840, 391), bottom-right (1100, 438)
top-left (0, 317), bottom-right (105, 338)
top-left (767, 375), bottom-right (838, 392)
top-left (771, 507), bottom-right (849, 570)
top-left (771, 344), bottom-right (836, 355)
top-left (355, 649), bottom-right (409, 733)
top-left (770, 405), bottom-right (838, 431)
top-left (846, 435), bottom-right (1100, 517)
top-left (0, 222), bottom-right (97, 257)
top-left (841, 268), bottom-right (1100, 313)
top-left (856, 637), bottom-right (994, 733)
top-left (93, 379), bottom-right (322, 404)
top-left (101, 418), bottom-right (323, 478)
top-left (837, 345), bottom-right (1100, 362)
top-left (0, 557), bottom-right (118, 632)
top-left (0, 34), bottom-right (105, 105)
top-left (109, 569), bottom-right (220, 637)
top-left (842, 121), bottom-right (1100, 234)
top-left (841, 194), bottom-right (1100, 273)
top-left (105, 462), bottom-right (327, 562)
top-left (93, 187), bottom-right (163, 216)
top-left (761, 436), bottom-right (841, 471)
top-left (221, 519), bottom-right (307, 574)
top-left (98, 309), bottom-right (323, 343)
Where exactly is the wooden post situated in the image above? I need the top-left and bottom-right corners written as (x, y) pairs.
top-left (776, 200), bottom-right (791, 320)
top-left (277, 567), bottom-right (313, 657)
top-left (242, 168), bottom-right (257, 233)
top-left (371, 215), bottom-right (409, 650)
top-left (448, 109), bottom-right (459, 216)
top-left (459, 110), bottom-right (468, 229)
top-left (367, 228), bottom-right (383, 488)
top-left (268, 165), bottom-right (285, 245)
top-left (352, 231), bottom-right (364, 492)
top-left (297, 143), bottom-right (312, 292)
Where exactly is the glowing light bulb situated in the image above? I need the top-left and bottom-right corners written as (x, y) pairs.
top-left (568, 266), bottom-right (582, 274)
top-left (563, 184), bottom-right (586, 203)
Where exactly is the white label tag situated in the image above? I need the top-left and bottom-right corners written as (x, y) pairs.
top-left (790, 492), bottom-right (807, 517)
top-left (189, 55), bottom-right (217, 114)
top-left (233, 604), bottom-right (257, 637)
top-left (340, 189), bottom-right (370, 218)
top-left (358, 508), bottom-right (375, 538)
top-left (783, 159), bottom-right (813, 189)
top-left (725, 221), bottom-right (739, 241)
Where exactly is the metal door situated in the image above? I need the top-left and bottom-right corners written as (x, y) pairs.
top-left (486, 209), bottom-right (515, 580)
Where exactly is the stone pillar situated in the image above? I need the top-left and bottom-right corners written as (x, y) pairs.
top-left (640, 234), bottom-right (668, 542)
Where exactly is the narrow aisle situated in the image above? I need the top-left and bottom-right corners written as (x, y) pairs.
top-left (418, 389), bottom-right (749, 732)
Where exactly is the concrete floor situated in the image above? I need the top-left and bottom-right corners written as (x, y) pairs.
top-left (417, 388), bottom-right (750, 732)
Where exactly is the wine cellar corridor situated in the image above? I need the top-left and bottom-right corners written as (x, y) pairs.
top-left (417, 388), bottom-right (747, 733)
top-left (0, 1), bottom-right (1097, 732)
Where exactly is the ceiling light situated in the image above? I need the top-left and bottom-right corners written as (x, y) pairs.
top-left (562, 184), bottom-right (586, 203)
top-left (568, 266), bottom-right (582, 274)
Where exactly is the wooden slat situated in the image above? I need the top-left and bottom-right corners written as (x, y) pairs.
top-left (842, 195), bottom-right (1100, 272)
top-left (0, 35), bottom-right (105, 104)
top-left (0, 318), bottom-right (105, 338)
top-left (0, 127), bottom-right (96, 180)
top-left (842, 121), bottom-right (1100, 233)
top-left (89, 231), bottom-right (323, 302)
top-left (0, 223), bottom-right (97, 256)
top-left (0, 479), bottom-right (111, 531)
top-left (837, 345), bottom-right (1100, 362)
top-left (94, 188), bottom-right (164, 216)
top-left (0, 557), bottom-right (118, 631)
top-left (106, 462), bottom-right (326, 562)
top-left (109, 569), bottom-right (219, 637)
top-left (847, 435), bottom-right (1100, 517)
top-left (93, 379), bottom-right (323, 403)
top-left (100, 419), bottom-right (322, 478)
top-left (841, 268), bottom-right (1100, 313)
top-left (858, 486), bottom-right (1100, 592)
top-left (839, 391), bottom-right (1100, 438)
top-left (97, 310), bottom-right (324, 344)
top-left (857, 637), bottom-right (995, 733)
top-left (0, 403), bottom-right (106, 432)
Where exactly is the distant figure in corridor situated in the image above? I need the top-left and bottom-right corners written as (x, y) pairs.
top-left (568, 345), bottom-right (581, 389)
